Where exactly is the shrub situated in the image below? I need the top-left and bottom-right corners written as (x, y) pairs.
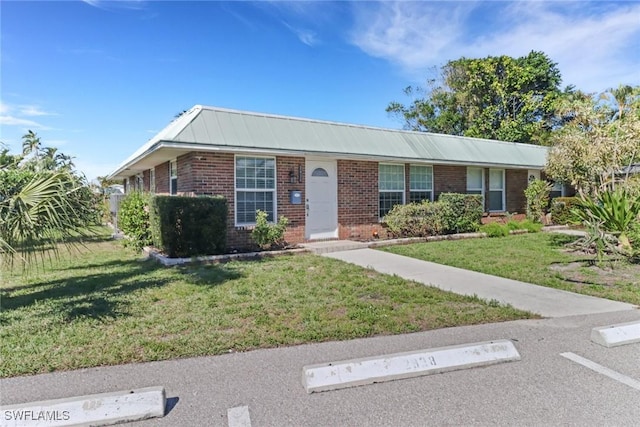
top-left (524, 179), bottom-right (551, 223)
top-left (550, 197), bottom-right (580, 225)
top-left (480, 222), bottom-right (509, 237)
top-left (517, 219), bottom-right (543, 233)
top-left (251, 210), bottom-right (289, 249)
top-left (573, 189), bottom-right (640, 258)
top-left (117, 191), bottom-right (152, 250)
top-left (505, 220), bottom-right (522, 231)
top-left (150, 195), bottom-right (227, 258)
top-left (438, 193), bottom-right (483, 234)
top-left (383, 201), bottom-right (445, 237)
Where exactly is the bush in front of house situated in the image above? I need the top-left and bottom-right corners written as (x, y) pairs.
top-left (150, 195), bottom-right (227, 258)
top-left (480, 222), bottom-right (509, 238)
top-left (517, 219), bottom-right (543, 233)
top-left (383, 194), bottom-right (482, 238)
top-left (117, 191), bottom-right (152, 250)
top-left (524, 179), bottom-right (551, 223)
top-left (438, 193), bottom-right (483, 234)
top-left (383, 201), bottom-right (445, 237)
top-left (550, 197), bottom-right (580, 225)
top-left (251, 209), bottom-right (289, 249)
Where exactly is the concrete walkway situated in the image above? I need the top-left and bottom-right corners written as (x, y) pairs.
top-left (324, 248), bottom-right (636, 317)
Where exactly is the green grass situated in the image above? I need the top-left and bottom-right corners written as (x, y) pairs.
top-left (0, 230), bottom-right (534, 378)
top-left (381, 233), bottom-right (640, 305)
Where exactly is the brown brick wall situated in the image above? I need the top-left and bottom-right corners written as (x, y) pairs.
top-left (170, 153), bottom-right (305, 249)
top-left (142, 169), bottom-right (150, 192)
top-left (506, 169), bottom-right (527, 213)
top-left (337, 159), bottom-right (380, 240)
top-left (276, 157), bottom-right (306, 245)
top-left (148, 152), bottom-right (539, 248)
top-left (155, 161), bottom-right (170, 194)
top-left (433, 165), bottom-right (467, 199)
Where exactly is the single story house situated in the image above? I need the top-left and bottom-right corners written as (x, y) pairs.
top-left (108, 105), bottom-right (551, 248)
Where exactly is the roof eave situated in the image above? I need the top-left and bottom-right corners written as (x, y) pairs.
top-left (109, 142), bottom-right (545, 180)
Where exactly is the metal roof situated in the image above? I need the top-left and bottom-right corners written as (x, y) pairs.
top-left (109, 105), bottom-right (549, 179)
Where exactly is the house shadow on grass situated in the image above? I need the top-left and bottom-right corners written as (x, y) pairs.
top-left (0, 258), bottom-right (243, 322)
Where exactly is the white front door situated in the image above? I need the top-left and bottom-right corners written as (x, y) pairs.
top-left (305, 159), bottom-right (338, 240)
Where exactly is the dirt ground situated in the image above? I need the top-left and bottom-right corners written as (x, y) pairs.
top-left (550, 258), bottom-right (640, 288)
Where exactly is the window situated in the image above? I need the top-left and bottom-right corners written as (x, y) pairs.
top-left (467, 167), bottom-right (485, 210)
top-left (489, 169), bottom-right (505, 211)
top-left (379, 164), bottom-right (405, 218)
top-left (149, 168), bottom-right (155, 193)
top-left (550, 181), bottom-right (565, 199)
top-left (170, 160), bottom-right (178, 195)
top-left (466, 167), bottom-right (484, 195)
top-left (409, 165), bottom-right (433, 203)
top-left (311, 168), bottom-right (328, 177)
top-left (235, 156), bottom-right (276, 224)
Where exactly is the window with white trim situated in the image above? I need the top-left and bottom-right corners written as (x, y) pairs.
top-left (149, 168), bottom-right (155, 193)
top-left (466, 167), bottom-right (484, 195)
top-left (170, 160), bottom-right (178, 195)
top-left (379, 164), bottom-right (405, 219)
top-left (409, 165), bottom-right (433, 203)
top-left (489, 169), bottom-right (505, 211)
top-left (235, 156), bottom-right (276, 225)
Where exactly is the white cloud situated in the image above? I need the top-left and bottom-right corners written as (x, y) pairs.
top-left (19, 105), bottom-right (57, 117)
top-left (81, 0), bottom-right (146, 11)
top-left (350, 1), bottom-right (476, 71)
top-left (465, 2), bottom-right (640, 92)
top-left (349, 1), bottom-right (640, 92)
top-left (282, 21), bottom-right (319, 46)
top-left (0, 115), bottom-right (51, 130)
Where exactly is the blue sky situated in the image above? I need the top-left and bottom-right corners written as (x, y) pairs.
top-left (1, 0), bottom-right (639, 182)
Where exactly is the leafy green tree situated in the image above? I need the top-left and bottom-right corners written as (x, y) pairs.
top-left (387, 51), bottom-right (565, 144)
top-left (0, 131), bottom-right (99, 268)
top-left (545, 85), bottom-right (640, 196)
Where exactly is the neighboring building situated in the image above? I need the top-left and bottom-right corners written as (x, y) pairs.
top-left (108, 105), bottom-right (549, 248)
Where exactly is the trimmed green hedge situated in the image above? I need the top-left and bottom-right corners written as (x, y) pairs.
top-left (117, 191), bottom-right (152, 250)
top-left (383, 193), bottom-right (483, 238)
top-left (383, 201), bottom-right (445, 237)
top-left (438, 193), bottom-right (483, 234)
top-left (550, 197), bottom-right (580, 225)
top-left (150, 195), bottom-right (227, 258)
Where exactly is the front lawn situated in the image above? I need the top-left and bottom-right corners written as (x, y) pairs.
top-left (381, 232), bottom-right (640, 305)
top-left (0, 231), bottom-right (534, 378)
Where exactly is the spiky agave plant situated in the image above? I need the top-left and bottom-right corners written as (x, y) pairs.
top-left (573, 188), bottom-right (640, 259)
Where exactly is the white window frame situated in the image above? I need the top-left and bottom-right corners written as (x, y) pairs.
top-left (467, 167), bottom-right (485, 209)
top-left (409, 164), bottom-right (434, 203)
top-left (149, 168), bottom-right (155, 194)
top-left (169, 160), bottom-right (178, 195)
top-left (234, 155), bottom-right (277, 226)
top-left (379, 163), bottom-right (405, 219)
top-left (466, 167), bottom-right (485, 194)
top-left (488, 168), bottom-right (506, 212)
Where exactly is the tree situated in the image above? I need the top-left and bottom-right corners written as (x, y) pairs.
top-left (546, 85), bottom-right (640, 261)
top-left (0, 131), bottom-right (99, 268)
top-left (545, 85), bottom-right (640, 196)
top-left (387, 51), bottom-right (565, 144)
